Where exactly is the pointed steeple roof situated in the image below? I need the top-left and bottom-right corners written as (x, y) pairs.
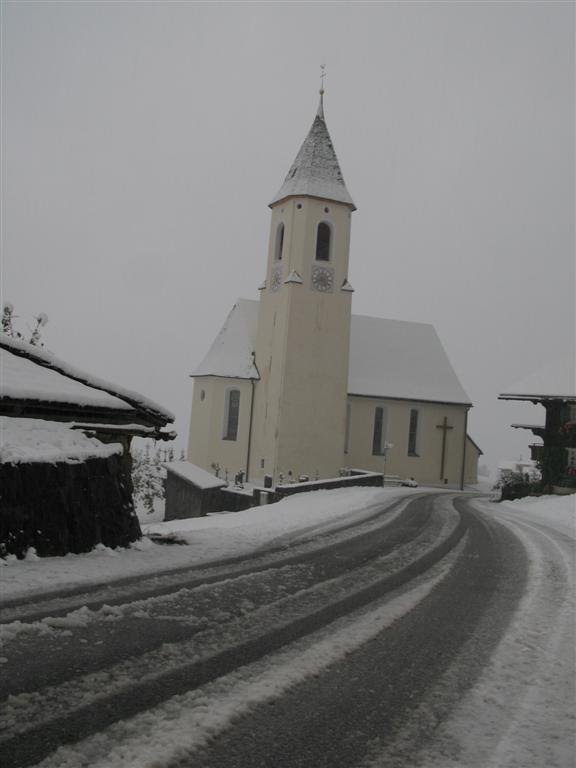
top-left (269, 94), bottom-right (356, 210)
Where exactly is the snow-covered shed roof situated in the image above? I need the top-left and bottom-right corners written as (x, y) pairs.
top-left (499, 359), bottom-right (576, 401)
top-left (0, 334), bottom-right (175, 432)
top-left (191, 300), bottom-right (472, 406)
top-left (269, 97), bottom-right (356, 211)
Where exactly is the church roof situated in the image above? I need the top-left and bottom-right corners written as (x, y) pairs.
top-left (269, 96), bottom-right (356, 211)
top-left (191, 300), bottom-right (472, 406)
top-left (192, 300), bottom-right (260, 379)
top-left (348, 313), bottom-right (471, 405)
top-left (498, 358), bottom-right (576, 401)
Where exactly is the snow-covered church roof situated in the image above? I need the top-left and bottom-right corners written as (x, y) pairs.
top-left (191, 299), bottom-right (472, 406)
top-left (499, 358), bottom-right (576, 401)
top-left (192, 300), bottom-right (259, 379)
top-left (269, 95), bottom-right (356, 211)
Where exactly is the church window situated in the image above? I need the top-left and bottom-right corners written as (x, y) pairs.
top-left (315, 222), bottom-right (332, 262)
top-left (408, 409), bottom-right (419, 456)
top-left (223, 389), bottom-right (240, 441)
top-left (344, 403), bottom-right (352, 454)
top-left (372, 406), bottom-right (388, 455)
top-left (200, 389), bottom-right (205, 401)
top-left (324, 207), bottom-right (330, 213)
top-left (274, 223), bottom-right (284, 261)
top-left (296, 202), bottom-right (302, 209)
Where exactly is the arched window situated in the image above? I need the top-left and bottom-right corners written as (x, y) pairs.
top-left (315, 222), bottom-right (331, 261)
top-left (223, 389), bottom-right (240, 441)
top-left (274, 223), bottom-right (284, 261)
top-left (372, 405), bottom-right (388, 455)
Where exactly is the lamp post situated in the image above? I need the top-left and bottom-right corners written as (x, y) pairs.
top-left (383, 442), bottom-right (394, 486)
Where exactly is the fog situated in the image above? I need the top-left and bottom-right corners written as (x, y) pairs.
top-left (2, 2), bottom-right (574, 476)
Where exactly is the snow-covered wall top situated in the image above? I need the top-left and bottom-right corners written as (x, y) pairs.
top-left (0, 417), bottom-right (122, 464)
top-left (165, 460), bottom-right (227, 490)
top-left (0, 334), bottom-right (174, 423)
top-left (269, 112), bottom-right (356, 210)
top-left (191, 299), bottom-right (472, 406)
top-left (499, 358), bottom-right (576, 400)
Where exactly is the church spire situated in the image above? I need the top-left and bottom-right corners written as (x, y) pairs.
top-left (269, 86), bottom-right (356, 211)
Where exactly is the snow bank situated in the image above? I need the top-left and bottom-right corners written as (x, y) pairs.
top-left (0, 487), bottom-right (417, 601)
top-left (497, 494), bottom-right (575, 539)
top-left (0, 418), bottom-right (122, 465)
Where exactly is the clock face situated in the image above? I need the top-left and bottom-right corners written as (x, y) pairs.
top-left (311, 266), bottom-right (334, 293)
top-left (270, 268), bottom-right (282, 292)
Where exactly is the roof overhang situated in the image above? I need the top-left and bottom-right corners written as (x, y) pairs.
top-left (348, 392), bottom-right (472, 408)
top-left (269, 193), bottom-right (357, 212)
top-left (499, 393), bottom-right (576, 402)
top-left (0, 398), bottom-right (175, 440)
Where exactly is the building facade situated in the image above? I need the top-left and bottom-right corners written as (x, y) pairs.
top-left (188, 94), bottom-right (476, 489)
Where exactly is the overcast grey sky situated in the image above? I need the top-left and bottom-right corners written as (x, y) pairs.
top-left (2, 1), bottom-right (574, 475)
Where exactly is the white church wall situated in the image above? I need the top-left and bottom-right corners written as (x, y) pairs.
top-left (464, 436), bottom-right (481, 485)
top-left (187, 376), bottom-right (252, 481)
top-left (346, 396), bottom-right (468, 487)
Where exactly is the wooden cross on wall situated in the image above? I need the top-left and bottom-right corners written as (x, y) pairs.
top-left (436, 416), bottom-right (453, 481)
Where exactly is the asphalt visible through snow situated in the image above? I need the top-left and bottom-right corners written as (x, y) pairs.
top-left (2, 492), bottom-right (567, 768)
top-left (183, 498), bottom-right (528, 768)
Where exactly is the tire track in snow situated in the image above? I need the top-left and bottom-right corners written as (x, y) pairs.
top-left (1, 495), bottom-right (435, 696)
top-left (28, 542), bottom-right (466, 768)
top-left (0, 497), bottom-right (465, 768)
top-left (181, 499), bottom-right (528, 768)
top-left (0, 495), bottom-right (416, 627)
top-left (387, 503), bottom-right (575, 768)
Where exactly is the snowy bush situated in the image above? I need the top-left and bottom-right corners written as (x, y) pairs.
top-left (497, 470), bottom-right (542, 501)
top-left (131, 445), bottom-right (173, 515)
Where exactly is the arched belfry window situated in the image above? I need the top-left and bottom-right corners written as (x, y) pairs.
top-left (223, 389), bottom-right (240, 441)
top-left (274, 223), bottom-right (285, 261)
top-left (315, 222), bottom-right (332, 262)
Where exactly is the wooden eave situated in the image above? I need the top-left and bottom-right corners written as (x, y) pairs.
top-left (499, 394), bottom-right (576, 404)
top-left (0, 397), bottom-right (154, 428)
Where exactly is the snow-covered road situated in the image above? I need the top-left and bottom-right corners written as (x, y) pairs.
top-left (0, 490), bottom-right (573, 768)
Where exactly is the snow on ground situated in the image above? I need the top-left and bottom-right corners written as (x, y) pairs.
top-left (495, 492), bottom-right (575, 539)
top-left (31, 546), bottom-right (463, 768)
top-left (395, 492), bottom-right (575, 768)
top-left (0, 487), bottom-right (419, 602)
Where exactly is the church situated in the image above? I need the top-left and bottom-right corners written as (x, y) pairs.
top-left (187, 92), bottom-right (480, 490)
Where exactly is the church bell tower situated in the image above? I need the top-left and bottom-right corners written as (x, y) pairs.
top-left (249, 89), bottom-right (356, 482)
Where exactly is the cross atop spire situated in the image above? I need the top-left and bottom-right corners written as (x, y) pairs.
top-left (317, 64), bottom-right (326, 119)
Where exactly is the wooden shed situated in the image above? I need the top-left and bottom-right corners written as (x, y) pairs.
top-left (0, 335), bottom-right (175, 557)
